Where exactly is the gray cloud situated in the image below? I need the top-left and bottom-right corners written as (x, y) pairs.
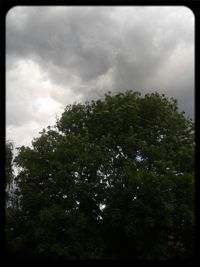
top-left (6, 6), bottom-right (194, 148)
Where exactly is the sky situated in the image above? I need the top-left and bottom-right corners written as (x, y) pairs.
top-left (6, 6), bottom-right (194, 152)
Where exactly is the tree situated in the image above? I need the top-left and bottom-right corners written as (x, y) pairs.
top-left (5, 141), bottom-right (15, 206)
top-left (6, 142), bottom-right (13, 189)
top-left (6, 91), bottom-right (194, 260)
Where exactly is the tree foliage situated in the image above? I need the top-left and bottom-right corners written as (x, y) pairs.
top-left (6, 142), bottom-right (14, 189)
top-left (6, 141), bottom-right (15, 206)
top-left (6, 91), bottom-right (194, 260)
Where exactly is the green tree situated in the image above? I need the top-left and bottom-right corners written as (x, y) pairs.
top-left (6, 91), bottom-right (194, 260)
top-left (6, 141), bottom-right (16, 206)
top-left (6, 142), bottom-right (13, 190)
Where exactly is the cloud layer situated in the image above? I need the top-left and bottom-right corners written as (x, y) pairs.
top-left (6, 6), bottom-right (194, 148)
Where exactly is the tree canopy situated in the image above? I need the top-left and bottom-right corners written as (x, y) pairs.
top-left (6, 91), bottom-right (194, 260)
top-left (5, 141), bottom-right (15, 206)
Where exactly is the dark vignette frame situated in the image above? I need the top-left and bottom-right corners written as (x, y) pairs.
top-left (0, 0), bottom-right (199, 265)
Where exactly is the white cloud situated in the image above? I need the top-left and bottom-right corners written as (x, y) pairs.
top-left (6, 59), bottom-right (63, 126)
top-left (6, 121), bottom-right (41, 148)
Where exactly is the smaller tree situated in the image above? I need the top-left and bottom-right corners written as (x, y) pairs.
top-left (6, 141), bottom-right (14, 205)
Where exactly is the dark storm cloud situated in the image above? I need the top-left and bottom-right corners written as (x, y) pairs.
top-left (7, 7), bottom-right (114, 80)
top-left (7, 7), bottom-right (194, 100)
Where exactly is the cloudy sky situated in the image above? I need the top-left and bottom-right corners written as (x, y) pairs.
top-left (6, 6), bottom-right (194, 151)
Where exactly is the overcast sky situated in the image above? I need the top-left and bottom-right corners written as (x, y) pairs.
top-left (6, 6), bottom-right (194, 151)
